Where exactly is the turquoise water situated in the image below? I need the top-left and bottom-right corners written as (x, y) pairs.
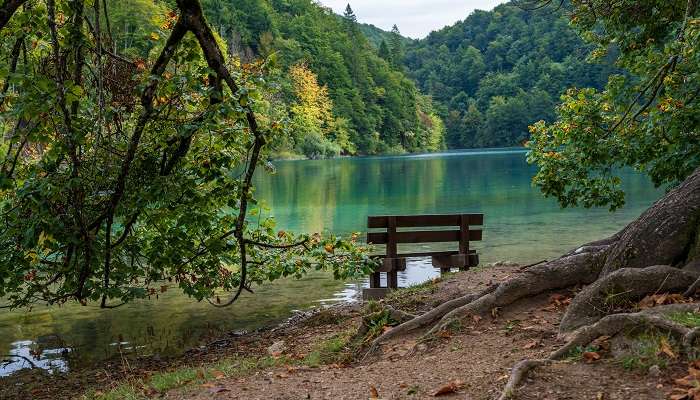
top-left (256, 148), bottom-right (660, 263)
top-left (0, 148), bottom-right (662, 376)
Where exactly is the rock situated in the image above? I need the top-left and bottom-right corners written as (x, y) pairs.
top-left (648, 365), bottom-right (661, 377)
top-left (267, 340), bottom-right (286, 355)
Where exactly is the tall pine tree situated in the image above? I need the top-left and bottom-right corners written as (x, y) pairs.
top-left (390, 24), bottom-right (403, 69)
top-left (343, 4), bottom-right (357, 23)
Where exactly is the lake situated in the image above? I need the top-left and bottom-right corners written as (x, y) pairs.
top-left (0, 148), bottom-right (661, 376)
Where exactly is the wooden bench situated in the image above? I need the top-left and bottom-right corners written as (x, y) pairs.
top-left (363, 213), bottom-right (483, 300)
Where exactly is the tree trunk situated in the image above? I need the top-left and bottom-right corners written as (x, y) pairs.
top-left (601, 167), bottom-right (700, 275)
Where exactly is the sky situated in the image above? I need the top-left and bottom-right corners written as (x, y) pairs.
top-left (319, 0), bottom-right (507, 39)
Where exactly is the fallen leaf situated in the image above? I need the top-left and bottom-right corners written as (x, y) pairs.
top-left (433, 380), bottom-right (464, 396)
top-left (370, 385), bottom-right (379, 399)
top-left (491, 307), bottom-right (501, 318)
top-left (472, 315), bottom-right (482, 324)
top-left (522, 340), bottom-right (539, 349)
top-left (639, 293), bottom-right (689, 309)
top-left (670, 361), bottom-right (700, 400)
top-left (583, 351), bottom-right (601, 362)
top-left (211, 370), bottom-right (225, 379)
top-left (438, 329), bottom-right (452, 339)
top-left (382, 325), bottom-right (393, 334)
top-left (591, 335), bottom-right (611, 351)
top-left (659, 337), bottom-right (677, 359)
top-left (196, 369), bottom-right (206, 380)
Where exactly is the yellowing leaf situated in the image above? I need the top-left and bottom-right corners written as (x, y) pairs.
top-left (659, 337), bottom-right (677, 359)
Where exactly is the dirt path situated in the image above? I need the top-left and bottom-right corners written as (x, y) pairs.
top-left (165, 264), bottom-right (680, 400)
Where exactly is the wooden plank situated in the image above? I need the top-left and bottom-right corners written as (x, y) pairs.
top-left (368, 250), bottom-right (476, 259)
top-left (367, 229), bottom-right (482, 244)
top-left (387, 216), bottom-right (397, 257)
top-left (369, 272), bottom-right (381, 288)
top-left (459, 214), bottom-right (470, 254)
top-left (431, 253), bottom-right (479, 270)
top-left (367, 214), bottom-right (483, 228)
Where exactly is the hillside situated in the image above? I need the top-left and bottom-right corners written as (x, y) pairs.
top-left (201, 0), bottom-right (444, 156)
top-left (403, 1), bottom-right (617, 148)
top-left (104, 0), bottom-right (616, 154)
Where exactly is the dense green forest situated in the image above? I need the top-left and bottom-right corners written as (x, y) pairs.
top-left (77, 0), bottom-right (618, 155)
top-left (200, 0), bottom-right (445, 156)
top-left (404, 2), bottom-right (618, 148)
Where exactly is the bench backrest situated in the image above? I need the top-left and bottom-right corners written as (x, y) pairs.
top-left (367, 214), bottom-right (483, 257)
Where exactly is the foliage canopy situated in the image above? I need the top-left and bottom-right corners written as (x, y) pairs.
top-left (526, 0), bottom-right (700, 209)
top-left (0, 0), bottom-right (373, 309)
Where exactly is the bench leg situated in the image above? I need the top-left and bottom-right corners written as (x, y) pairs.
top-left (370, 272), bottom-right (381, 288)
top-left (387, 270), bottom-right (398, 289)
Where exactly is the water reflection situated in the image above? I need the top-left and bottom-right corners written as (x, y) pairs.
top-left (3, 339), bottom-right (70, 375)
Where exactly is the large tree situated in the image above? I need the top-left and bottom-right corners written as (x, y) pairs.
top-left (366, 1), bottom-right (700, 398)
top-left (0, 0), bottom-right (372, 310)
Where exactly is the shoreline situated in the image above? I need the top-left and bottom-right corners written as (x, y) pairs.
top-left (2, 261), bottom-right (691, 399)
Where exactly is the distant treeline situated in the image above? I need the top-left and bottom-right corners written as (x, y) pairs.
top-left (404, 2), bottom-right (617, 148)
top-left (108, 0), bottom-right (615, 155)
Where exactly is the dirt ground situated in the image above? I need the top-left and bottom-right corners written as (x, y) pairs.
top-left (161, 264), bottom-right (685, 400)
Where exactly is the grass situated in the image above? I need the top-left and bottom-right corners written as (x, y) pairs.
top-left (89, 328), bottom-right (366, 399)
top-left (618, 332), bottom-right (678, 371)
top-left (503, 320), bottom-right (521, 334)
top-left (304, 329), bottom-right (357, 367)
top-left (82, 356), bottom-right (287, 399)
top-left (668, 311), bottom-right (700, 328)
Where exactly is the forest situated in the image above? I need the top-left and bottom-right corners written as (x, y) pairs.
top-left (404, 2), bottom-right (618, 148)
top-left (103, 0), bottom-right (618, 156)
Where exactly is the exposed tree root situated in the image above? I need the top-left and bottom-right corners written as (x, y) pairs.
top-left (684, 273), bottom-right (700, 297)
top-left (560, 265), bottom-right (698, 333)
top-left (497, 359), bottom-right (551, 400)
top-left (553, 304), bottom-right (699, 358)
top-left (384, 305), bottom-right (417, 322)
top-left (426, 249), bottom-right (607, 337)
top-left (684, 327), bottom-right (700, 355)
top-left (498, 304), bottom-right (700, 400)
top-left (363, 284), bottom-right (498, 356)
